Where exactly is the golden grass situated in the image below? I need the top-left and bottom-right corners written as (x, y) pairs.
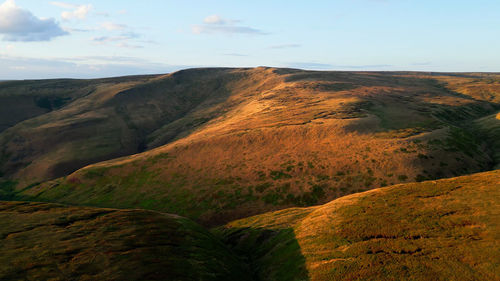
top-left (23, 121), bottom-right (490, 225)
top-left (415, 73), bottom-right (500, 103)
top-left (2, 69), bottom-right (500, 280)
top-left (4, 68), bottom-right (497, 186)
top-left (224, 169), bottom-right (500, 281)
top-left (16, 69), bottom-right (498, 225)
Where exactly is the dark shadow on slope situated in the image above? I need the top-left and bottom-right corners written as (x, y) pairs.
top-left (0, 180), bottom-right (18, 200)
top-left (0, 75), bottom-right (157, 134)
top-left (473, 112), bottom-right (500, 169)
top-left (216, 226), bottom-right (309, 281)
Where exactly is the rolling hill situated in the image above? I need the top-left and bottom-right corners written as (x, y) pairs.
top-left (220, 169), bottom-right (500, 280)
top-left (0, 201), bottom-right (250, 281)
top-left (2, 169), bottom-right (499, 280)
top-left (1, 68), bottom-right (498, 224)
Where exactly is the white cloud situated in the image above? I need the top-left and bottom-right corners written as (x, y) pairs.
top-left (203, 15), bottom-right (226, 25)
top-left (0, 0), bottom-right (68, 41)
top-left (0, 43), bottom-right (14, 53)
top-left (62, 4), bottom-right (92, 20)
top-left (51, 2), bottom-right (92, 20)
top-left (10, 65), bottom-right (25, 70)
top-left (101, 22), bottom-right (127, 31)
top-left (91, 32), bottom-right (142, 48)
top-left (192, 15), bottom-right (266, 35)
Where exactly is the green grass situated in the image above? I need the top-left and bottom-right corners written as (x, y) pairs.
top-left (0, 201), bottom-right (251, 281)
top-left (215, 227), bottom-right (308, 281)
top-left (474, 111), bottom-right (500, 168)
top-left (445, 127), bottom-right (482, 157)
top-left (0, 180), bottom-right (17, 200)
top-left (3, 169), bottom-right (500, 280)
top-left (270, 170), bottom-right (292, 180)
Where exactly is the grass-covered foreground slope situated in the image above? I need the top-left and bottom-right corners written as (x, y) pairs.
top-left (221, 169), bottom-right (500, 281)
top-left (18, 70), bottom-right (500, 225)
top-left (1, 170), bottom-right (499, 280)
top-left (0, 201), bottom-right (251, 281)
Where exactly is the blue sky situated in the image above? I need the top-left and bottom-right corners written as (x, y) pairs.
top-left (0, 0), bottom-right (499, 79)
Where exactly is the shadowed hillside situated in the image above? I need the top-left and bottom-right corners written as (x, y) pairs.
top-left (6, 68), bottom-right (499, 224)
top-left (0, 76), bottom-right (157, 133)
top-left (0, 201), bottom-right (251, 281)
top-left (474, 111), bottom-right (500, 169)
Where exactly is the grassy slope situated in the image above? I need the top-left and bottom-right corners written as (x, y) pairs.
top-left (0, 201), bottom-right (251, 281)
top-left (0, 76), bottom-right (156, 133)
top-left (16, 69), bottom-right (500, 225)
top-left (0, 68), bottom-right (279, 183)
top-left (0, 75), bottom-right (159, 182)
top-left (3, 170), bottom-right (498, 280)
top-left (475, 111), bottom-right (500, 169)
top-left (221, 169), bottom-right (500, 281)
top-left (0, 79), bottom-right (96, 133)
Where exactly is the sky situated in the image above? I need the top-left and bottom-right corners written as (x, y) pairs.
top-left (0, 0), bottom-right (499, 79)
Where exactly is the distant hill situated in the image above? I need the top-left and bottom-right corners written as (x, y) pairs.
top-left (0, 76), bottom-right (157, 134)
top-left (1, 68), bottom-right (499, 224)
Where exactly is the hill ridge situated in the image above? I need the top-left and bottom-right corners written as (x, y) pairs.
top-left (1, 67), bottom-right (499, 225)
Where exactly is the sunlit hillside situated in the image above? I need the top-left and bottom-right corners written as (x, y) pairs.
top-left (221, 170), bottom-right (500, 280)
top-left (2, 68), bottom-right (499, 224)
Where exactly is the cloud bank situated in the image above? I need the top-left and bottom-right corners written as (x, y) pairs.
top-left (0, 54), bottom-right (184, 79)
top-left (50, 2), bottom-right (92, 20)
top-left (0, 0), bottom-right (68, 41)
